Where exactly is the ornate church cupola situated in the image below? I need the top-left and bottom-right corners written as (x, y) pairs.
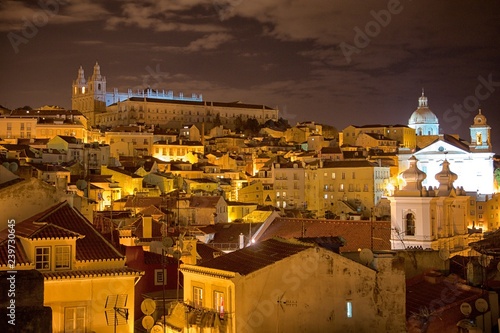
top-left (470, 109), bottom-right (491, 152)
top-left (435, 159), bottom-right (458, 196)
top-left (398, 156), bottom-right (427, 196)
top-left (408, 89), bottom-right (440, 136)
top-left (72, 65), bottom-right (87, 96)
top-left (418, 89), bottom-right (428, 107)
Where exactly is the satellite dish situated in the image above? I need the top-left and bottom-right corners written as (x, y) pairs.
top-left (460, 302), bottom-right (472, 316)
top-left (8, 162), bottom-right (18, 172)
top-left (151, 324), bottom-right (164, 333)
top-left (438, 248), bottom-right (450, 261)
top-left (2, 162), bottom-right (9, 169)
top-left (142, 315), bottom-right (155, 330)
top-left (141, 298), bottom-right (156, 315)
top-left (359, 248), bottom-right (374, 265)
top-left (173, 249), bottom-right (182, 260)
top-left (76, 179), bottom-right (88, 190)
top-left (475, 298), bottom-right (488, 313)
top-left (162, 236), bottom-right (174, 248)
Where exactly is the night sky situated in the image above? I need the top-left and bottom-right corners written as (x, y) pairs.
top-left (1, 1), bottom-right (500, 148)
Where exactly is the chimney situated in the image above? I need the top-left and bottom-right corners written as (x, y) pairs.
top-left (142, 216), bottom-right (153, 238)
top-left (239, 233), bottom-right (245, 249)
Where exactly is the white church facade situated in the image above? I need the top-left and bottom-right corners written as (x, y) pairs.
top-left (398, 92), bottom-right (495, 196)
top-left (389, 156), bottom-right (472, 252)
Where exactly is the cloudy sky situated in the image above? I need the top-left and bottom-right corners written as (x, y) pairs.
top-left (1, 0), bottom-right (500, 147)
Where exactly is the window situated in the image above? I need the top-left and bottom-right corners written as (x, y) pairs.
top-left (346, 301), bottom-right (353, 318)
top-left (331, 172), bottom-right (336, 179)
top-left (405, 212), bottom-right (416, 236)
top-left (339, 184), bottom-right (344, 191)
top-left (341, 172), bottom-right (346, 179)
top-left (35, 247), bottom-right (50, 270)
top-left (155, 269), bottom-right (167, 286)
top-left (55, 246), bottom-right (71, 269)
top-left (214, 291), bottom-right (224, 314)
top-left (193, 287), bottom-right (203, 307)
top-left (64, 306), bottom-right (86, 332)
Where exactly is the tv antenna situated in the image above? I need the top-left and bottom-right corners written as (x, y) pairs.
top-left (105, 294), bottom-right (129, 333)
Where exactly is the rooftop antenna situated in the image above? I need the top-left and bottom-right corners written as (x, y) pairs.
top-left (104, 294), bottom-right (129, 333)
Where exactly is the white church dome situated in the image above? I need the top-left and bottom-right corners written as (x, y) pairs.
top-left (408, 91), bottom-right (439, 135)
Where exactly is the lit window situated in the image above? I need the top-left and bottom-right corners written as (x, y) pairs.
top-left (193, 287), bottom-right (203, 308)
top-left (346, 301), bottom-right (353, 318)
top-left (35, 247), bottom-right (50, 270)
top-left (65, 306), bottom-right (86, 332)
top-left (55, 246), bottom-right (71, 269)
top-left (214, 291), bottom-right (224, 315)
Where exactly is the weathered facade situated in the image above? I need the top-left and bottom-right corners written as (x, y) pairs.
top-left (180, 238), bottom-right (406, 333)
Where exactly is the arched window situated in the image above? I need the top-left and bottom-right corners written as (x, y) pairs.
top-left (405, 212), bottom-right (415, 236)
top-left (476, 132), bottom-right (482, 145)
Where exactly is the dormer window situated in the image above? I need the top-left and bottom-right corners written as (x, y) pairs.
top-left (55, 245), bottom-right (71, 269)
top-left (35, 247), bottom-right (51, 270)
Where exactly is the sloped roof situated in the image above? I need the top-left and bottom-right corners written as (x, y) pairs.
top-left (106, 166), bottom-right (143, 178)
top-left (16, 223), bottom-right (83, 240)
top-left (189, 196), bottom-right (222, 208)
top-left (196, 242), bottom-right (224, 264)
top-left (130, 218), bottom-right (164, 238)
top-left (197, 238), bottom-right (312, 275)
top-left (124, 196), bottom-right (165, 208)
top-left (258, 218), bottom-right (391, 252)
top-left (406, 274), bottom-right (483, 320)
top-left (207, 222), bottom-right (264, 244)
top-left (0, 201), bottom-right (124, 262)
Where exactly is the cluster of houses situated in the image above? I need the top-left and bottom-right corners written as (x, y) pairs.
top-left (1, 66), bottom-right (500, 331)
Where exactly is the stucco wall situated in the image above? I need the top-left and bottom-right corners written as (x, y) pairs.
top-left (0, 178), bottom-right (66, 231)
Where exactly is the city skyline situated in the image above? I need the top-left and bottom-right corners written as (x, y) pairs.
top-left (1, 1), bottom-right (500, 147)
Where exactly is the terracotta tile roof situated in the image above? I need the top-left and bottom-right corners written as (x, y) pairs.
top-left (189, 196), bottom-right (222, 208)
top-left (139, 205), bottom-right (165, 217)
top-left (259, 218), bottom-right (391, 252)
top-left (143, 250), bottom-right (178, 265)
top-left (198, 238), bottom-right (312, 275)
top-left (0, 236), bottom-right (31, 268)
top-left (106, 166), bottom-right (143, 178)
top-left (297, 236), bottom-right (344, 253)
top-left (209, 223), bottom-right (264, 244)
top-left (196, 242), bottom-right (223, 264)
top-left (406, 274), bottom-right (484, 319)
top-left (130, 218), bottom-right (164, 238)
top-left (42, 267), bottom-right (143, 280)
top-left (14, 201), bottom-right (124, 261)
top-left (16, 223), bottom-right (83, 240)
top-left (124, 196), bottom-right (165, 208)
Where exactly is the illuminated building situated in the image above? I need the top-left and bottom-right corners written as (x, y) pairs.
top-left (398, 108), bottom-right (494, 196)
top-left (0, 108), bottom-right (88, 142)
top-left (389, 156), bottom-right (472, 252)
top-left (72, 63), bottom-right (278, 128)
top-left (179, 238), bottom-right (406, 332)
top-left (0, 201), bottom-right (143, 333)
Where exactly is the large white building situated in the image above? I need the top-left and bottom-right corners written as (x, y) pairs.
top-left (399, 93), bottom-right (494, 196)
top-left (389, 156), bottom-right (472, 252)
top-left (72, 63), bottom-right (279, 128)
